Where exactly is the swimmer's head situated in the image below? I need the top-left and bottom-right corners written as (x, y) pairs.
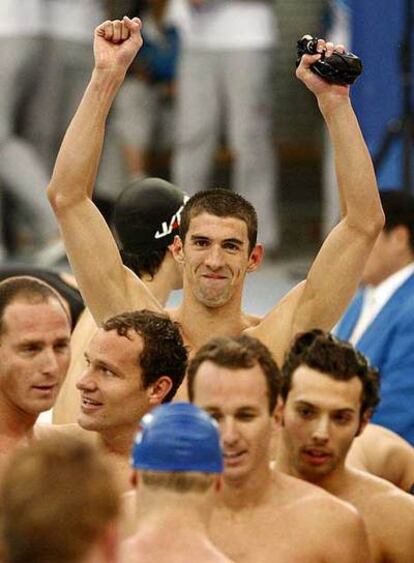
top-left (179, 188), bottom-right (258, 254)
top-left (131, 402), bottom-right (223, 474)
top-left (113, 177), bottom-right (188, 279)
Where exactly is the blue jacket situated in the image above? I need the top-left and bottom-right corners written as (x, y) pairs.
top-left (336, 273), bottom-right (414, 445)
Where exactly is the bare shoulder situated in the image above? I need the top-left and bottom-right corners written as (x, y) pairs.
top-left (274, 472), bottom-right (370, 562)
top-left (276, 471), bottom-right (359, 519)
top-left (247, 281), bottom-right (306, 365)
top-left (350, 469), bottom-right (414, 560)
top-left (33, 423), bottom-right (96, 443)
top-left (120, 490), bottom-right (137, 540)
top-left (350, 424), bottom-right (414, 492)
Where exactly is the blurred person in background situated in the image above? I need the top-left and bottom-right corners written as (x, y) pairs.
top-left (168, 0), bottom-right (280, 253)
top-left (335, 191), bottom-right (414, 446)
top-left (0, 0), bottom-right (63, 264)
top-left (109, 0), bottom-right (180, 181)
top-left (0, 435), bottom-right (120, 563)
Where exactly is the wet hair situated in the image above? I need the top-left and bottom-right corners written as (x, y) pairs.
top-left (0, 435), bottom-right (120, 563)
top-left (179, 188), bottom-right (258, 253)
top-left (281, 329), bottom-right (380, 417)
top-left (120, 247), bottom-right (168, 279)
top-left (380, 190), bottom-right (414, 252)
top-left (0, 276), bottom-right (70, 336)
top-left (103, 309), bottom-right (188, 402)
top-left (187, 335), bottom-right (280, 413)
top-left (141, 471), bottom-right (215, 494)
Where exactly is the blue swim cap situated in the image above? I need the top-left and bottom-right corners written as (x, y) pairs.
top-left (131, 402), bottom-right (223, 473)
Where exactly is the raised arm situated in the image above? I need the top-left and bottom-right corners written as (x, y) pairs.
top-left (47, 17), bottom-right (163, 326)
top-left (290, 39), bottom-right (384, 336)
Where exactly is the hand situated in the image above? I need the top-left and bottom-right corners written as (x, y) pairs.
top-left (296, 38), bottom-right (350, 100)
top-left (94, 16), bottom-right (143, 75)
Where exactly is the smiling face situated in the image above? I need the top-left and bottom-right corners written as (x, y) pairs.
top-left (192, 360), bottom-right (273, 483)
top-left (0, 299), bottom-right (71, 417)
top-left (174, 212), bottom-right (263, 308)
top-left (280, 366), bottom-right (365, 483)
top-left (76, 329), bottom-right (152, 434)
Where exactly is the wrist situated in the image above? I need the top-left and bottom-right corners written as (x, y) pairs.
top-left (318, 93), bottom-right (352, 120)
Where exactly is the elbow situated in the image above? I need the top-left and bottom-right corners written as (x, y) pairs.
top-left (350, 206), bottom-right (385, 240)
top-left (47, 180), bottom-right (78, 213)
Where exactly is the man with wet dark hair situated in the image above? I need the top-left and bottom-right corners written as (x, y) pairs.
top-left (53, 176), bottom-right (187, 423)
top-left (275, 329), bottom-right (414, 563)
top-left (48, 19), bottom-right (384, 375)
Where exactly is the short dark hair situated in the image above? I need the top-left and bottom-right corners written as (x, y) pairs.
top-left (187, 335), bottom-right (280, 413)
top-left (0, 276), bottom-right (69, 336)
top-left (179, 188), bottom-right (258, 253)
top-left (380, 190), bottom-right (414, 252)
top-left (281, 330), bottom-right (380, 417)
top-left (0, 435), bottom-right (120, 563)
top-left (103, 310), bottom-right (188, 402)
top-left (120, 247), bottom-right (168, 279)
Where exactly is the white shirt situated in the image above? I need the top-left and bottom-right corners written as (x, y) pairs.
top-left (0, 0), bottom-right (43, 37)
top-left (350, 263), bottom-right (414, 345)
top-left (43, 0), bottom-right (105, 42)
top-left (167, 0), bottom-right (278, 50)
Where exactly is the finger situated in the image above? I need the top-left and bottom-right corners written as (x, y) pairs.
top-left (325, 41), bottom-right (335, 58)
top-left (334, 44), bottom-right (346, 54)
top-left (316, 38), bottom-right (326, 53)
top-left (112, 20), bottom-right (123, 43)
top-left (296, 52), bottom-right (321, 77)
top-left (123, 15), bottom-right (142, 32)
top-left (120, 20), bottom-right (130, 41)
top-left (96, 20), bottom-right (113, 38)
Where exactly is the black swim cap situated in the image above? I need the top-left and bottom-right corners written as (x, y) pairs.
top-left (113, 177), bottom-right (188, 253)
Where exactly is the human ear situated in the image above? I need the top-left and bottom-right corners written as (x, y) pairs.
top-left (247, 243), bottom-right (264, 272)
top-left (148, 376), bottom-right (173, 406)
top-left (172, 235), bottom-right (185, 264)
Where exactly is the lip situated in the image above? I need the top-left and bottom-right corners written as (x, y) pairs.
top-left (202, 274), bottom-right (227, 281)
top-left (223, 450), bottom-right (247, 467)
top-left (80, 396), bottom-right (103, 412)
top-left (301, 448), bottom-right (333, 466)
top-left (31, 384), bottom-right (57, 395)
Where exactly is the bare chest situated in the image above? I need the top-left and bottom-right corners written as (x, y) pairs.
top-left (209, 506), bottom-right (325, 563)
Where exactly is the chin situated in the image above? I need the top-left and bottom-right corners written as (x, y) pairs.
top-left (77, 414), bottom-right (101, 432)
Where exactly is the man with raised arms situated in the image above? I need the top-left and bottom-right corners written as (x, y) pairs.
top-left (47, 17), bottom-right (384, 367)
top-left (186, 334), bottom-right (371, 563)
top-left (275, 330), bottom-right (414, 562)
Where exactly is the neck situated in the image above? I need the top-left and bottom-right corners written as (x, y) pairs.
top-left (275, 436), bottom-right (348, 495)
top-left (136, 490), bottom-right (211, 536)
top-left (222, 460), bottom-right (273, 510)
top-left (0, 394), bottom-right (37, 440)
top-left (177, 288), bottom-right (248, 349)
top-left (99, 424), bottom-right (138, 457)
top-left (142, 253), bottom-right (180, 306)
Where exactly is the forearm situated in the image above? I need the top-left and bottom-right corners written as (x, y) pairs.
top-left (47, 68), bottom-right (125, 207)
top-left (319, 95), bottom-right (384, 234)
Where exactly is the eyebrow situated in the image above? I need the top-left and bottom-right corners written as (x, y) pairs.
top-left (84, 353), bottom-right (121, 376)
top-left (294, 400), bottom-right (356, 414)
top-left (190, 235), bottom-right (245, 246)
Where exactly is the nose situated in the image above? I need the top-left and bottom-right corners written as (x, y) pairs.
top-left (221, 416), bottom-right (239, 447)
top-left (39, 347), bottom-right (59, 377)
top-left (76, 367), bottom-right (97, 392)
top-left (204, 244), bottom-right (225, 270)
top-left (311, 415), bottom-right (330, 444)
